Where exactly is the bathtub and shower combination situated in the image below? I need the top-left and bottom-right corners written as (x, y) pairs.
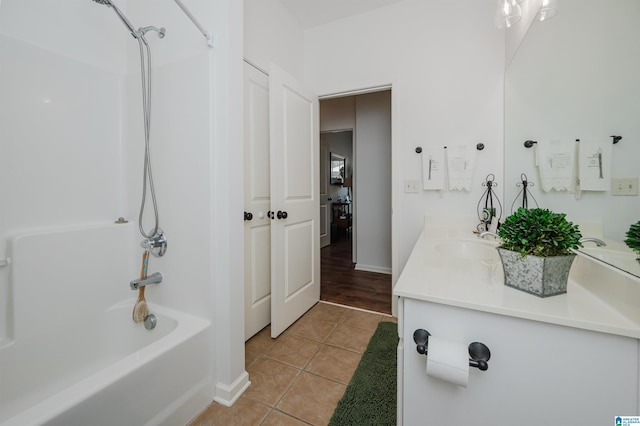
top-left (0, 223), bottom-right (212, 426)
top-left (1, 2), bottom-right (220, 424)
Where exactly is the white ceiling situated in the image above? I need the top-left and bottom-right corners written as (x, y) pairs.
top-left (278, 0), bottom-right (408, 29)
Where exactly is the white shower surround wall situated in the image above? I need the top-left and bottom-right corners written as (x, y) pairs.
top-left (0, 0), bottom-right (247, 420)
top-left (0, 224), bottom-right (213, 425)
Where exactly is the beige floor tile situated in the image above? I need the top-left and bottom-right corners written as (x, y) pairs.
top-left (245, 326), bottom-right (277, 356)
top-left (325, 323), bottom-right (375, 353)
top-left (340, 309), bottom-right (383, 331)
top-left (286, 315), bottom-right (337, 343)
top-left (188, 397), bottom-right (270, 426)
top-left (262, 410), bottom-right (309, 426)
top-left (245, 348), bottom-right (261, 370)
top-left (303, 302), bottom-right (350, 324)
top-left (277, 372), bottom-right (346, 426)
top-left (265, 334), bottom-right (321, 369)
top-left (305, 344), bottom-right (361, 385)
top-left (244, 358), bottom-right (300, 406)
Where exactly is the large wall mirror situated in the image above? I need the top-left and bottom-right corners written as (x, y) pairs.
top-left (504, 0), bottom-right (640, 277)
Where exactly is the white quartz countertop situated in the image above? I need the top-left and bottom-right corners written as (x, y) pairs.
top-left (394, 230), bottom-right (640, 339)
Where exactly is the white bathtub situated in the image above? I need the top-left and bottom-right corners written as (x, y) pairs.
top-left (1, 224), bottom-right (215, 425)
top-left (0, 300), bottom-right (211, 426)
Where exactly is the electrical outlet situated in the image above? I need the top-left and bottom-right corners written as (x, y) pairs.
top-left (404, 180), bottom-right (420, 193)
top-left (612, 178), bottom-right (639, 196)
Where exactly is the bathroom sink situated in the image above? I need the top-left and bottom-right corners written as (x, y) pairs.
top-left (435, 240), bottom-right (499, 262)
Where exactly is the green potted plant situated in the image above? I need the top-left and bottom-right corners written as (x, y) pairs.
top-left (624, 221), bottom-right (640, 263)
top-left (497, 208), bottom-right (582, 297)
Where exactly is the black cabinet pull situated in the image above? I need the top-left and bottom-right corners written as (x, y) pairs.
top-left (244, 212), bottom-right (253, 221)
top-left (277, 210), bottom-right (288, 220)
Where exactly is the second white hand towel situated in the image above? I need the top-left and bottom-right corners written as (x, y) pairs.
top-left (422, 146), bottom-right (445, 190)
top-left (447, 144), bottom-right (476, 191)
top-left (536, 139), bottom-right (577, 192)
top-left (578, 137), bottom-right (612, 191)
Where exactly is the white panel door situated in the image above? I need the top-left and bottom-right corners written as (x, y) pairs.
top-left (243, 63), bottom-right (271, 340)
top-left (319, 144), bottom-right (330, 248)
top-left (269, 63), bottom-right (320, 338)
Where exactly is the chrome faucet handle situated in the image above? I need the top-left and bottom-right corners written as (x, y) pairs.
top-left (140, 229), bottom-right (167, 257)
top-left (478, 231), bottom-right (500, 240)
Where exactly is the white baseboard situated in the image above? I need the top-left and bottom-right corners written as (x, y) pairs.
top-left (157, 379), bottom-right (214, 426)
top-left (354, 263), bottom-right (392, 275)
top-left (214, 371), bottom-right (251, 407)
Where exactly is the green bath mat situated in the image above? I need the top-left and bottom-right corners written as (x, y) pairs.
top-left (329, 321), bottom-right (399, 426)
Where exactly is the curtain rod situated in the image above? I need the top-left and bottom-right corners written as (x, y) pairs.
top-left (173, 0), bottom-right (214, 47)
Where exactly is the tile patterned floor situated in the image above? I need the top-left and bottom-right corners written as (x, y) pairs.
top-left (188, 302), bottom-right (397, 426)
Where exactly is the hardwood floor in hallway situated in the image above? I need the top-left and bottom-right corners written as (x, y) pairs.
top-left (320, 236), bottom-right (392, 314)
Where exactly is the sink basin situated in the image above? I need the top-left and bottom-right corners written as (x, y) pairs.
top-left (435, 240), bottom-right (499, 262)
top-left (577, 247), bottom-right (640, 277)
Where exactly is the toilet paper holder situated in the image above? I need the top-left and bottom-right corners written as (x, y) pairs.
top-left (413, 329), bottom-right (491, 371)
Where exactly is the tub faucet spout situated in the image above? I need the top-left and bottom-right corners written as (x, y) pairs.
top-left (579, 237), bottom-right (606, 247)
top-left (130, 272), bottom-right (163, 290)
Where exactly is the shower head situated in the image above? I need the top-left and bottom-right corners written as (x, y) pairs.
top-left (91, 0), bottom-right (139, 38)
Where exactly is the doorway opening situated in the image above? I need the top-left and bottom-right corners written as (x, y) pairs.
top-left (318, 89), bottom-right (392, 314)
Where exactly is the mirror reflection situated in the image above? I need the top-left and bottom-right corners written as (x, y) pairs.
top-left (330, 152), bottom-right (345, 185)
top-left (504, 0), bottom-right (640, 277)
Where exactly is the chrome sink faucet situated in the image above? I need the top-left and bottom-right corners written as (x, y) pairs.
top-left (579, 237), bottom-right (606, 247)
top-left (130, 272), bottom-right (163, 290)
top-left (478, 231), bottom-right (500, 240)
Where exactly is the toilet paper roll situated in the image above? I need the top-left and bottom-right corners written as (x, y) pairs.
top-left (426, 336), bottom-right (469, 387)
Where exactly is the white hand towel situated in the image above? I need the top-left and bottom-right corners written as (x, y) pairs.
top-left (577, 138), bottom-right (612, 191)
top-left (422, 146), bottom-right (446, 191)
top-left (535, 139), bottom-right (577, 192)
top-left (446, 144), bottom-right (477, 191)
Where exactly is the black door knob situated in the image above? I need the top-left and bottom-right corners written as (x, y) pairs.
top-left (268, 211), bottom-right (274, 219)
top-left (277, 210), bottom-right (288, 219)
top-left (244, 212), bottom-right (253, 221)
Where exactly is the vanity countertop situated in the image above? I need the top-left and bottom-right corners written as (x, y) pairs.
top-left (394, 228), bottom-right (640, 339)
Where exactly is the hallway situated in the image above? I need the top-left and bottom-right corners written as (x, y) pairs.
top-left (320, 237), bottom-right (392, 315)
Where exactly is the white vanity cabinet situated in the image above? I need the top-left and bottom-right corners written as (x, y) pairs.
top-left (398, 297), bottom-right (639, 425)
top-left (394, 218), bottom-right (640, 426)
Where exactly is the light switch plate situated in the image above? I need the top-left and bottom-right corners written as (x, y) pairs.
top-left (612, 178), bottom-right (639, 196)
top-left (404, 180), bottom-right (420, 193)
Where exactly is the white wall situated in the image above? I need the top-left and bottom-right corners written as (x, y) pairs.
top-left (0, 0), bottom-right (127, 341)
top-left (304, 0), bottom-right (505, 275)
top-left (244, 0), bottom-right (304, 80)
top-left (355, 91), bottom-right (392, 273)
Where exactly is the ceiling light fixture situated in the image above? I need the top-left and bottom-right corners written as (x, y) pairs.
top-left (535, 0), bottom-right (558, 22)
top-left (495, 0), bottom-right (522, 29)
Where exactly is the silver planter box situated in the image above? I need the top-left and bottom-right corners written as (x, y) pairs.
top-left (497, 248), bottom-right (576, 297)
